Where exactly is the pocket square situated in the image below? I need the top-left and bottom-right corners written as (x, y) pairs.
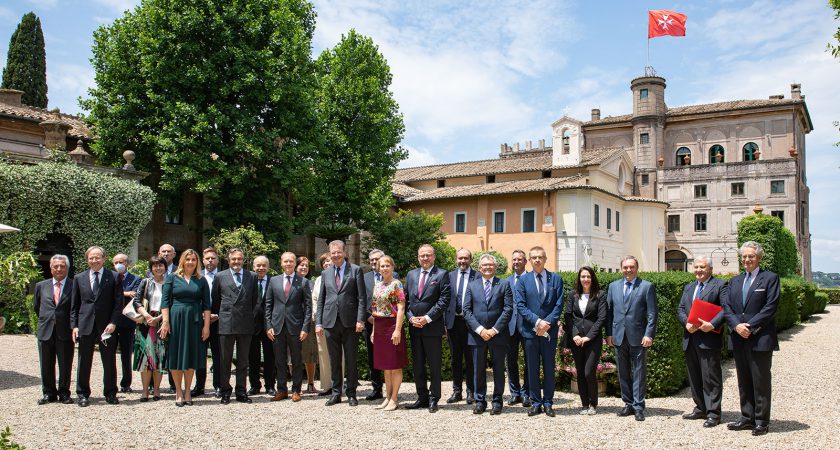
top-left (754, 288), bottom-right (765, 292)
top-left (430, 281), bottom-right (439, 285)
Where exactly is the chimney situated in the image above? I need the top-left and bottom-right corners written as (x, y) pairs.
top-left (539, 139), bottom-right (545, 148)
top-left (0, 89), bottom-right (24, 107)
top-left (791, 83), bottom-right (801, 100)
top-left (591, 108), bottom-right (601, 121)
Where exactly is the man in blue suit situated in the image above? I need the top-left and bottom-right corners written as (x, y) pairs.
top-left (505, 249), bottom-right (530, 407)
top-left (606, 255), bottom-right (658, 421)
top-left (111, 253), bottom-right (141, 394)
top-left (723, 241), bottom-right (779, 437)
top-left (445, 248), bottom-right (478, 404)
top-left (464, 253), bottom-right (512, 415)
top-left (514, 246), bottom-right (564, 417)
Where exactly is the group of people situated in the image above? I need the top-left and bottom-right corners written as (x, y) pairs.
top-left (32, 238), bottom-right (779, 434)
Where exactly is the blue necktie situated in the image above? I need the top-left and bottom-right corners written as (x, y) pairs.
top-left (623, 281), bottom-right (633, 304)
top-left (484, 279), bottom-right (492, 304)
top-left (695, 282), bottom-right (705, 299)
top-left (234, 271), bottom-right (242, 287)
top-left (742, 273), bottom-right (751, 306)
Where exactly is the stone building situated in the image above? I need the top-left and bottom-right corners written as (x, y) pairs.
top-left (392, 74), bottom-right (813, 276)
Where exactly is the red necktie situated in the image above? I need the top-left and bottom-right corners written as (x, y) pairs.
top-left (54, 281), bottom-right (61, 305)
top-left (284, 275), bottom-right (291, 297)
top-left (418, 271), bottom-right (428, 297)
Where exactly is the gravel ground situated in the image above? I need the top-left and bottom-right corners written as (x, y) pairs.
top-left (2, 306), bottom-right (838, 449)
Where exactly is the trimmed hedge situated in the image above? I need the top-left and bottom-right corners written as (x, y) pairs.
top-left (820, 288), bottom-right (840, 304)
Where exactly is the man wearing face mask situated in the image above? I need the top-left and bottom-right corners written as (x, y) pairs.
top-left (112, 253), bottom-right (141, 393)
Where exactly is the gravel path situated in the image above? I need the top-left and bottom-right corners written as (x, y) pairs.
top-left (2, 306), bottom-right (838, 449)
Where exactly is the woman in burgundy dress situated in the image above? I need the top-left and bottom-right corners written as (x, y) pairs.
top-left (370, 255), bottom-right (406, 411)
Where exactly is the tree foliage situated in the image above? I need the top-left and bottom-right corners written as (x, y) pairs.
top-left (0, 252), bottom-right (41, 334)
top-left (364, 209), bottom-right (451, 275)
top-left (306, 29), bottom-right (406, 234)
top-left (830, 0), bottom-right (840, 58)
top-left (209, 224), bottom-right (279, 268)
top-left (81, 0), bottom-right (319, 243)
top-left (1, 11), bottom-right (48, 108)
top-left (737, 213), bottom-right (798, 276)
top-left (470, 249), bottom-right (509, 275)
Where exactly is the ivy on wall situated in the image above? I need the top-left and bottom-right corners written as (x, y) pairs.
top-left (0, 159), bottom-right (156, 267)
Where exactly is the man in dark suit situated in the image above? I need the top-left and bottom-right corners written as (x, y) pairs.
top-left (71, 246), bottom-right (123, 407)
top-left (194, 247), bottom-right (220, 398)
top-left (606, 255), bottom-right (658, 421)
top-left (362, 249), bottom-right (400, 402)
top-left (505, 249), bottom-right (530, 407)
top-left (677, 255), bottom-right (727, 428)
top-left (445, 248), bottom-right (478, 404)
top-left (404, 244), bottom-right (451, 412)
top-left (514, 246), bottom-right (564, 417)
top-left (111, 253), bottom-right (140, 394)
top-left (248, 255), bottom-right (275, 396)
top-left (315, 240), bottom-right (367, 407)
top-left (33, 254), bottom-right (75, 405)
top-left (723, 241), bottom-right (779, 437)
top-left (464, 254), bottom-right (512, 415)
top-left (211, 247), bottom-right (259, 404)
top-left (266, 252), bottom-right (312, 402)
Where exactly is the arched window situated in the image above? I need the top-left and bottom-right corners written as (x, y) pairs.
top-left (676, 147), bottom-right (691, 166)
top-left (743, 142), bottom-right (759, 161)
top-left (562, 130), bottom-right (571, 154)
top-left (709, 145), bottom-right (725, 164)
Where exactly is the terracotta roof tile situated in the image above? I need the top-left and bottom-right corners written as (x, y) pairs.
top-left (0, 102), bottom-right (92, 139)
top-left (584, 98), bottom-right (803, 126)
top-left (392, 182), bottom-right (422, 199)
top-left (398, 175), bottom-right (585, 202)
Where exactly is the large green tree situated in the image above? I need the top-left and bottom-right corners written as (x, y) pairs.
top-left (81, 0), bottom-right (319, 243)
top-left (1, 12), bottom-right (48, 108)
top-left (364, 209), bottom-right (454, 275)
top-left (307, 29), bottom-right (406, 236)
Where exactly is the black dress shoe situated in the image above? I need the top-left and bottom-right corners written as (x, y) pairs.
top-left (59, 396), bottom-right (73, 404)
top-left (752, 425), bottom-right (769, 436)
top-left (507, 395), bottom-right (522, 406)
top-left (325, 395), bottom-right (342, 406)
top-left (120, 387), bottom-right (133, 393)
top-left (37, 395), bottom-right (57, 405)
top-left (318, 389), bottom-right (332, 396)
top-left (727, 419), bottom-right (755, 431)
top-left (220, 395), bottom-right (231, 405)
top-left (405, 400), bottom-right (429, 409)
top-left (544, 405), bottom-right (556, 417)
top-left (266, 388), bottom-right (276, 396)
top-left (446, 392), bottom-right (463, 404)
top-left (214, 388), bottom-right (221, 398)
top-left (348, 396), bottom-right (359, 406)
top-left (105, 395), bottom-right (120, 405)
top-left (527, 405), bottom-right (543, 416)
top-left (466, 392), bottom-right (475, 405)
top-left (190, 389), bottom-right (205, 397)
top-left (247, 387), bottom-right (260, 396)
top-left (428, 400), bottom-right (439, 413)
top-left (78, 397), bottom-right (89, 407)
top-left (472, 404), bottom-right (486, 414)
top-left (683, 410), bottom-right (706, 420)
top-left (235, 395), bottom-right (253, 404)
top-left (365, 391), bottom-right (384, 401)
top-left (490, 405), bottom-right (502, 415)
top-left (635, 411), bottom-right (645, 421)
top-left (617, 406), bottom-right (634, 417)
top-left (703, 418), bottom-right (720, 428)
top-left (522, 397), bottom-right (532, 407)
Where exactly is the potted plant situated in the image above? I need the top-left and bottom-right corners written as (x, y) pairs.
top-left (558, 332), bottom-right (617, 395)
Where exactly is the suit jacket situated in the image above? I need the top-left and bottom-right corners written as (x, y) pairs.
top-left (265, 273), bottom-right (312, 336)
top-left (211, 268), bottom-right (259, 335)
top-left (677, 276), bottom-right (727, 351)
top-left (563, 290), bottom-right (607, 345)
top-left (363, 270), bottom-right (399, 322)
top-left (605, 277), bottom-right (658, 347)
top-left (506, 272), bottom-right (527, 335)
top-left (115, 271), bottom-right (141, 328)
top-left (404, 266), bottom-right (451, 337)
top-left (33, 277), bottom-right (74, 341)
top-left (253, 275), bottom-right (271, 334)
top-left (514, 270), bottom-right (564, 339)
top-left (445, 268), bottom-right (478, 329)
top-left (723, 269), bottom-right (779, 352)
top-left (316, 262), bottom-right (366, 329)
top-left (463, 276), bottom-right (512, 346)
top-left (70, 269), bottom-right (123, 337)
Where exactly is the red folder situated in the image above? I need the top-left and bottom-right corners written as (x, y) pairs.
top-left (687, 299), bottom-right (722, 334)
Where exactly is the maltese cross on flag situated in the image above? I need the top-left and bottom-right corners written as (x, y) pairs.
top-left (648, 10), bottom-right (687, 38)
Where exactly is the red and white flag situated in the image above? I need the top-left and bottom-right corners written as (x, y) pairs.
top-left (648, 10), bottom-right (687, 39)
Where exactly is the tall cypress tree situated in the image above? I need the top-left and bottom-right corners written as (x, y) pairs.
top-left (1, 12), bottom-right (48, 108)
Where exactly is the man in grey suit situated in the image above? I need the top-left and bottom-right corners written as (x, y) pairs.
top-left (33, 254), bottom-right (75, 405)
top-left (315, 240), bottom-right (366, 407)
top-left (211, 247), bottom-right (259, 404)
top-left (677, 256), bottom-right (727, 428)
top-left (445, 248), bottom-right (478, 404)
top-left (265, 252), bottom-right (312, 402)
top-left (606, 255), bottom-right (658, 421)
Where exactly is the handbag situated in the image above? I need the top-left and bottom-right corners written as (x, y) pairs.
top-left (122, 300), bottom-right (145, 324)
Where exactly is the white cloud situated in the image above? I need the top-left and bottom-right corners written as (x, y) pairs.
top-left (25, 0), bottom-right (59, 9)
top-left (399, 145), bottom-right (440, 168)
top-left (0, 6), bottom-right (16, 22)
top-left (46, 63), bottom-right (95, 112)
top-left (93, 0), bottom-right (138, 13)
top-left (811, 239), bottom-right (840, 269)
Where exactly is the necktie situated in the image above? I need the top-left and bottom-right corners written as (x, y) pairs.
top-left (284, 275), bottom-right (291, 297)
top-left (376, 272), bottom-right (382, 283)
top-left (234, 271), bottom-right (241, 286)
top-left (696, 282), bottom-right (705, 299)
top-left (259, 279), bottom-right (264, 299)
top-left (536, 273), bottom-right (543, 298)
top-left (118, 273), bottom-right (124, 288)
top-left (418, 271), bottom-right (428, 297)
top-left (514, 275), bottom-right (519, 286)
top-left (92, 271), bottom-right (100, 297)
top-left (484, 279), bottom-right (492, 304)
top-left (54, 281), bottom-right (61, 305)
top-left (335, 267), bottom-right (341, 289)
top-left (623, 281), bottom-right (633, 304)
top-left (742, 272), bottom-right (751, 306)
top-left (456, 271), bottom-right (466, 315)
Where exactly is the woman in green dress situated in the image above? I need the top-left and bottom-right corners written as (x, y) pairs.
top-left (159, 249), bottom-right (211, 407)
top-left (132, 256), bottom-right (169, 401)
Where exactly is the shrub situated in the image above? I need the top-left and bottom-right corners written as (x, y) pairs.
top-left (0, 252), bottom-right (41, 334)
top-left (736, 213), bottom-right (798, 276)
top-left (208, 224), bottom-right (279, 267)
top-left (777, 277), bottom-right (802, 331)
top-left (363, 209), bottom-right (448, 275)
top-left (819, 288), bottom-right (840, 304)
top-left (814, 291), bottom-right (829, 314)
top-left (470, 250), bottom-right (508, 275)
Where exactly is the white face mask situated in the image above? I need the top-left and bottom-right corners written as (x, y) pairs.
top-left (114, 263), bottom-right (127, 274)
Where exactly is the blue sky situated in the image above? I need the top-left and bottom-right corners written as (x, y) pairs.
top-left (2, 0), bottom-right (839, 271)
